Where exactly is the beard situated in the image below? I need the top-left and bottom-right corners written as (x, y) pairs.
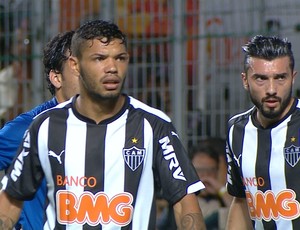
top-left (249, 90), bottom-right (292, 120)
top-left (79, 70), bottom-right (125, 101)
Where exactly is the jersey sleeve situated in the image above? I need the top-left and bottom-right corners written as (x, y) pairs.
top-left (1, 123), bottom-right (44, 201)
top-left (0, 99), bottom-right (57, 171)
top-left (226, 138), bottom-right (246, 198)
top-left (153, 121), bottom-right (205, 205)
top-left (0, 114), bottom-right (32, 170)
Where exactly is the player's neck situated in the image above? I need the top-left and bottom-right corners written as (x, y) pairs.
top-left (75, 94), bottom-right (125, 124)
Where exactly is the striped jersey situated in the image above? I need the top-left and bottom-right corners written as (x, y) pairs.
top-left (2, 94), bottom-right (204, 230)
top-left (226, 98), bottom-right (300, 230)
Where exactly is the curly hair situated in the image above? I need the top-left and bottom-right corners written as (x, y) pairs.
top-left (71, 19), bottom-right (127, 59)
top-left (43, 30), bottom-right (74, 95)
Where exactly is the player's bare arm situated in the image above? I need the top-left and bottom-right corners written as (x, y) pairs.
top-left (226, 197), bottom-right (253, 230)
top-left (0, 215), bottom-right (14, 230)
top-left (179, 213), bottom-right (206, 230)
top-left (173, 193), bottom-right (206, 230)
top-left (0, 190), bottom-right (23, 230)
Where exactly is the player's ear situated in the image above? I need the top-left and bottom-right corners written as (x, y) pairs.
top-left (69, 55), bottom-right (80, 75)
top-left (241, 72), bottom-right (249, 90)
top-left (292, 70), bottom-right (297, 84)
top-left (49, 70), bottom-right (62, 89)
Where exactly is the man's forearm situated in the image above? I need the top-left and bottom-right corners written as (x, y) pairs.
top-left (179, 213), bottom-right (206, 230)
top-left (174, 194), bottom-right (206, 230)
top-left (0, 214), bottom-right (15, 230)
top-left (226, 197), bottom-right (253, 230)
top-left (0, 190), bottom-right (22, 230)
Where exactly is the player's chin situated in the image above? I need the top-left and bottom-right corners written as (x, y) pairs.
top-left (102, 91), bottom-right (121, 99)
top-left (262, 107), bottom-right (282, 119)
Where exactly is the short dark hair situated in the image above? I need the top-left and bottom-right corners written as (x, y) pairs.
top-left (71, 19), bottom-right (127, 59)
top-left (43, 30), bottom-right (74, 95)
top-left (188, 144), bottom-right (220, 167)
top-left (242, 35), bottom-right (294, 73)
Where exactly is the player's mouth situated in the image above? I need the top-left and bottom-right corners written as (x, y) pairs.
top-left (103, 77), bottom-right (120, 90)
top-left (263, 98), bottom-right (280, 108)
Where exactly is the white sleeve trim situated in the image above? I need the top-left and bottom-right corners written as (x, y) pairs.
top-left (187, 181), bottom-right (205, 194)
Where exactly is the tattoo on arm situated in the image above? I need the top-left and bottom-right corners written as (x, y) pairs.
top-left (0, 214), bottom-right (14, 230)
top-left (180, 213), bottom-right (205, 230)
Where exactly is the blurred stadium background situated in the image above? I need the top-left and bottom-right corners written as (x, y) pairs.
top-left (1, 0), bottom-right (300, 148)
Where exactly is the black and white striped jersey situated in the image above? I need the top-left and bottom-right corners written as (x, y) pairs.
top-left (2, 95), bottom-right (204, 230)
top-left (226, 98), bottom-right (300, 230)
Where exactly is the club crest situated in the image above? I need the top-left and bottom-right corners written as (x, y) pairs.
top-left (123, 146), bottom-right (145, 171)
top-left (284, 145), bottom-right (300, 167)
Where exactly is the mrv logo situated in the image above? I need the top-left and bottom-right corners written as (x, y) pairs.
top-left (11, 130), bottom-right (30, 181)
top-left (159, 136), bottom-right (186, 181)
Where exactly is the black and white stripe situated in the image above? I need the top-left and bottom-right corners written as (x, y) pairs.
top-left (227, 99), bottom-right (300, 230)
top-left (3, 95), bottom-right (204, 230)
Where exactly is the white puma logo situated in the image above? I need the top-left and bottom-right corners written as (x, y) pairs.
top-left (48, 150), bottom-right (64, 164)
top-left (171, 131), bottom-right (179, 138)
top-left (233, 153), bottom-right (242, 167)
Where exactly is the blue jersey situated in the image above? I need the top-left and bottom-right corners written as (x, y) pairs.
top-left (0, 97), bottom-right (58, 230)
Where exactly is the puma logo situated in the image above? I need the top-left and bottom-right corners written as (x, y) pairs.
top-left (49, 150), bottom-right (64, 164)
top-left (171, 131), bottom-right (179, 138)
top-left (233, 153), bottom-right (242, 167)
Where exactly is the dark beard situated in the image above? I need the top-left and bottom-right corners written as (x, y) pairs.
top-left (250, 91), bottom-right (292, 120)
top-left (79, 71), bottom-right (125, 101)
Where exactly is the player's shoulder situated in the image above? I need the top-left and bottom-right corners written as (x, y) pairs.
top-left (289, 98), bottom-right (300, 121)
top-left (32, 97), bottom-right (73, 124)
top-left (294, 98), bottom-right (300, 111)
top-left (25, 97), bottom-right (58, 118)
top-left (228, 107), bottom-right (254, 127)
top-left (0, 98), bottom-right (58, 131)
top-left (128, 96), bottom-right (171, 122)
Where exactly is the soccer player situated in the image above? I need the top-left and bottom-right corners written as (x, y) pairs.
top-left (0, 30), bottom-right (79, 229)
top-left (225, 35), bottom-right (299, 229)
top-left (0, 19), bottom-right (206, 229)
